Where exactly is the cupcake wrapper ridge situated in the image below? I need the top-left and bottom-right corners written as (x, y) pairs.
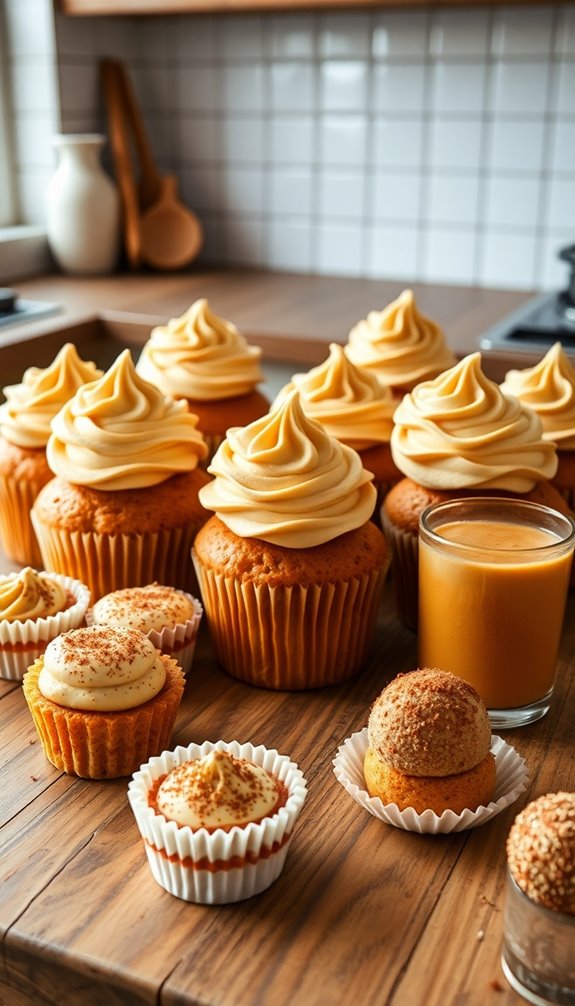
top-left (0, 472), bottom-right (45, 567)
top-left (380, 508), bottom-right (419, 631)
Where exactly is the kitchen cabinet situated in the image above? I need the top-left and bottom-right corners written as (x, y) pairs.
top-left (59, 0), bottom-right (572, 16)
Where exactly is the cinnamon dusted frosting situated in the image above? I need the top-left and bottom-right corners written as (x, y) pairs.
top-left (0, 343), bottom-right (102, 449)
top-left (346, 289), bottom-right (456, 392)
top-left (507, 792), bottom-right (575, 915)
top-left (0, 567), bottom-right (68, 623)
top-left (273, 343), bottom-right (395, 450)
top-left (136, 298), bottom-right (263, 401)
top-left (154, 750), bottom-right (286, 831)
top-left (391, 353), bottom-right (558, 492)
top-left (199, 389), bottom-right (376, 547)
top-left (37, 625), bottom-right (166, 711)
top-left (501, 343), bottom-right (575, 450)
top-left (91, 584), bottom-right (197, 633)
top-left (47, 349), bottom-right (207, 490)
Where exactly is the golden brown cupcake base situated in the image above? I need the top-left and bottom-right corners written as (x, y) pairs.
top-left (0, 438), bottom-right (53, 566)
top-left (364, 747), bottom-right (496, 815)
top-left (186, 390), bottom-right (269, 464)
top-left (23, 655), bottom-right (185, 779)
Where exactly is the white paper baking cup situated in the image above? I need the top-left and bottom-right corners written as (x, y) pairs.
top-left (128, 739), bottom-right (308, 904)
top-left (87, 592), bottom-right (203, 676)
top-left (0, 572), bottom-right (90, 681)
top-left (333, 728), bottom-right (528, 834)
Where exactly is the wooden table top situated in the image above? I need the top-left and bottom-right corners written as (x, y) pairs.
top-left (0, 274), bottom-right (571, 1005)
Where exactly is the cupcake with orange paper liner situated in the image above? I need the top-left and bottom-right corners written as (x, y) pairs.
top-left (23, 624), bottom-right (185, 779)
top-left (30, 349), bottom-right (210, 601)
top-left (0, 343), bottom-right (102, 566)
top-left (136, 298), bottom-right (269, 463)
top-left (128, 740), bottom-right (307, 904)
top-left (272, 343), bottom-right (401, 505)
top-left (345, 289), bottom-right (456, 398)
top-left (87, 583), bottom-right (202, 676)
top-left (192, 389), bottom-right (389, 690)
top-left (501, 342), bottom-right (575, 508)
top-left (381, 352), bottom-right (569, 629)
top-left (0, 566), bottom-right (90, 681)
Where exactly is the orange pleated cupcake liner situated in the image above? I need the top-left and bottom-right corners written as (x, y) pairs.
top-left (30, 515), bottom-right (204, 601)
top-left (22, 654), bottom-right (185, 779)
top-left (193, 553), bottom-right (386, 690)
top-left (199, 431), bottom-right (225, 468)
top-left (380, 510), bottom-right (419, 631)
top-left (0, 472), bottom-right (44, 566)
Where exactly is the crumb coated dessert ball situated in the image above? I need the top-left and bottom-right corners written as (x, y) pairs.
top-left (136, 298), bottom-right (269, 462)
top-left (0, 342), bottom-right (102, 566)
top-left (23, 624), bottom-right (185, 778)
top-left (364, 668), bottom-right (496, 814)
top-left (507, 792), bottom-right (575, 915)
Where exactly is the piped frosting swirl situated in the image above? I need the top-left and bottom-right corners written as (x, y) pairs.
top-left (273, 343), bottom-right (395, 450)
top-left (0, 343), bottom-right (102, 449)
top-left (0, 567), bottom-right (67, 622)
top-left (346, 289), bottom-right (456, 392)
top-left (391, 353), bottom-right (557, 492)
top-left (136, 298), bottom-right (263, 401)
top-left (37, 624), bottom-right (166, 711)
top-left (47, 349), bottom-right (207, 490)
top-left (501, 343), bottom-right (575, 450)
top-left (199, 389), bottom-right (376, 547)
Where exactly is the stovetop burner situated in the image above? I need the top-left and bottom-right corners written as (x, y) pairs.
top-left (480, 242), bottom-right (575, 354)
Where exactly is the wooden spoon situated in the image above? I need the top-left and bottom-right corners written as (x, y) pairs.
top-left (101, 60), bottom-right (142, 270)
top-left (139, 175), bottom-right (204, 271)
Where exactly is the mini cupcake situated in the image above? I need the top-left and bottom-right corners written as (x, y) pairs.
top-left (381, 353), bottom-right (568, 628)
top-left (345, 289), bottom-right (456, 397)
top-left (0, 343), bottom-right (102, 566)
top-left (31, 350), bottom-right (210, 601)
top-left (272, 343), bottom-right (401, 504)
top-left (88, 583), bottom-right (202, 675)
top-left (136, 299), bottom-right (269, 462)
top-left (128, 739), bottom-right (307, 904)
top-left (507, 792), bottom-right (575, 916)
top-left (22, 624), bottom-right (185, 778)
top-left (0, 567), bottom-right (90, 681)
top-left (501, 343), bottom-right (575, 508)
top-left (193, 390), bottom-right (389, 690)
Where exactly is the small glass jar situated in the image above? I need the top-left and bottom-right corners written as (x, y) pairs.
top-left (502, 869), bottom-right (575, 1005)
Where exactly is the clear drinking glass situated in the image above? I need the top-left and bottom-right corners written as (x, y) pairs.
top-left (418, 497), bottom-right (575, 729)
top-left (502, 870), bottom-right (575, 1005)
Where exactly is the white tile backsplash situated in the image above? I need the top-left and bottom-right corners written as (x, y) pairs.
top-left (5, 3), bottom-right (573, 292)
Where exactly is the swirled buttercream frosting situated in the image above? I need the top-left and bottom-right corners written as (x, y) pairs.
top-left (91, 584), bottom-right (196, 633)
top-left (136, 298), bottom-right (263, 401)
top-left (273, 343), bottom-right (395, 450)
top-left (154, 750), bottom-right (286, 831)
top-left (38, 624), bottom-right (166, 711)
top-left (0, 567), bottom-right (67, 622)
top-left (199, 390), bottom-right (376, 547)
top-left (391, 353), bottom-right (558, 492)
top-left (346, 289), bottom-right (456, 391)
top-left (0, 343), bottom-right (102, 449)
top-left (47, 349), bottom-right (207, 490)
top-left (501, 343), bottom-right (575, 450)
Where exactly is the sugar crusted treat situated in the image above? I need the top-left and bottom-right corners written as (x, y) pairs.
top-left (507, 792), bottom-right (575, 915)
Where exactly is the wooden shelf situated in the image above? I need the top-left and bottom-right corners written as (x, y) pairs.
top-left (59, 0), bottom-right (567, 16)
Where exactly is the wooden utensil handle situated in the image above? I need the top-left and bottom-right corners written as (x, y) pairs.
top-left (101, 60), bottom-right (142, 270)
top-left (109, 59), bottom-right (162, 210)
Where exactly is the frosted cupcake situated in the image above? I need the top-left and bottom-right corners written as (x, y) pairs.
top-left (0, 566), bottom-right (90, 681)
top-left (501, 343), bottom-right (575, 507)
top-left (0, 343), bottom-right (102, 566)
top-left (272, 343), bottom-right (401, 503)
top-left (345, 289), bottom-right (456, 397)
top-left (382, 353), bottom-right (567, 628)
top-left (88, 583), bottom-right (202, 675)
top-left (128, 740), bottom-right (307, 904)
top-left (136, 299), bottom-right (269, 462)
top-left (193, 390), bottom-right (389, 690)
top-left (31, 350), bottom-right (210, 601)
top-left (23, 624), bottom-right (185, 778)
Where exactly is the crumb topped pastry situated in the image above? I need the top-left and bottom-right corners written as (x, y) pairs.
top-left (151, 750), bottom-right (288, 831)
top-left (507, 792), bottom-right (575, 915)
top-left (23, 624), bottom-right (184, 778)
top-left (364, 668), bottom-right (496, 814)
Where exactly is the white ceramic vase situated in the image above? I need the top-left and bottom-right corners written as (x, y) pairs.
top-left (46, 134), bottom-right (120, 275)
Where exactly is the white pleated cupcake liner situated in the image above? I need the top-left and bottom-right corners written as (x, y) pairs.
top-left (87, 592), bottom-right (203, 676)
top-left (128, 739), bottom-right (307, 904)
top-left (333, 728), bottom-right (528, 834)
top-left (0, 572), bottom-right (91, 681)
